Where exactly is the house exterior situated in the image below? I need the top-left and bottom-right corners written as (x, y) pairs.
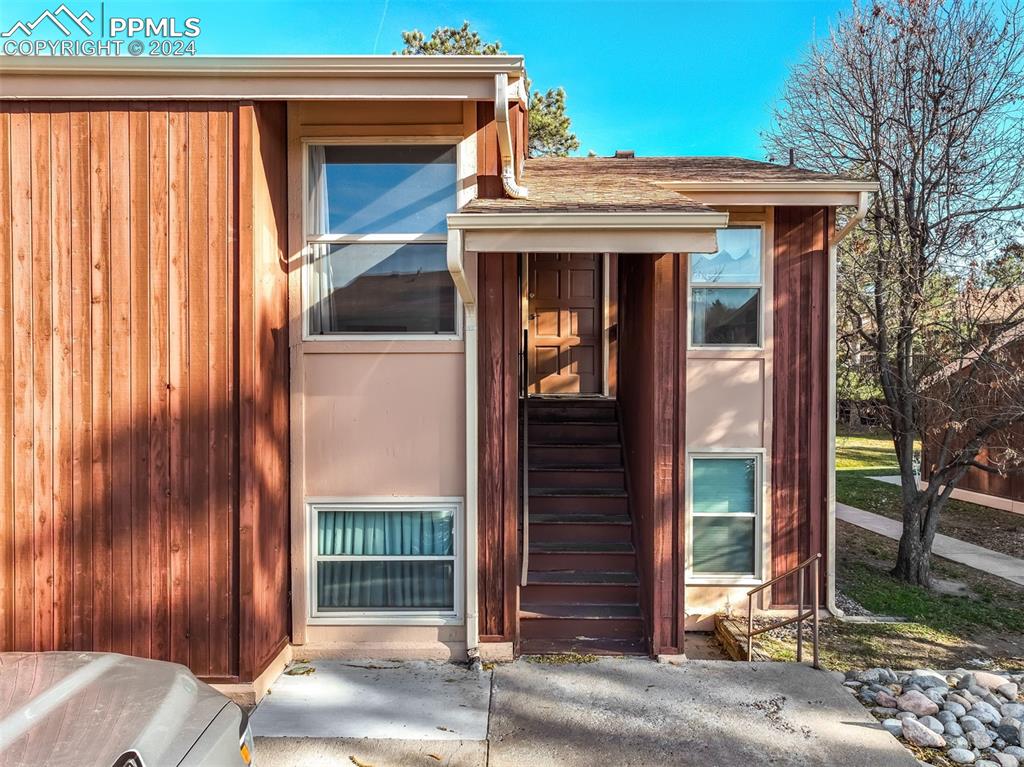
top-left (0, 55), bottom-right (877, 694)
top-left (919, 331), bottom-right (1024, 515)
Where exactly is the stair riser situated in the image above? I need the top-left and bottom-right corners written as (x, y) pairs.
top-left (529, 523), bottom-right (632, 544)
top-left (520, 617), bottom-right (644, 640)
top-left (520, 583), bottom-right (638, 604)
top-left (529, 469), bottom-right (624, 490)
top-left (528, 552), bottom-right (636, 571)
top-left (529, 445), bottom-right (621, 467)
top-left (529, 495), bottom-right (628, 515)
top-left (529, 423), bottom-right (619, 444)
top-left (528, 406), bottom-right (616, 422)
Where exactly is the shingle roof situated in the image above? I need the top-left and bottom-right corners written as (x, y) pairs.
top-left (462, 156), bottom-right (864, 214)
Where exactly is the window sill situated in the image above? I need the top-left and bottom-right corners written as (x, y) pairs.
top-left (686, 577), bottom-right (763, 588)
top-left (307, 614), bottom-right (463, 626)
top-left (301, 338), bottom-right (465, 354)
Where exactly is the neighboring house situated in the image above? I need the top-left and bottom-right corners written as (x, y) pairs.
top-left (919, 330), bottom-right (1024, 514)
top-left (0, 56), bottom-right (877, 696)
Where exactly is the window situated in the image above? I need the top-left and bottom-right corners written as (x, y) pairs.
top-left (310, 500), bottom-right (460, 620)
top-left (690, 454), bottom-right (761, 579)
top-left (690, 226), bottom-right (762, 346)
top-left (305, 144), bottom-right (458, 337)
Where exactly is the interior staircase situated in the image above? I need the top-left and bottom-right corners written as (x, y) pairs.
top-left (519, 398), bottom-right (647, 655)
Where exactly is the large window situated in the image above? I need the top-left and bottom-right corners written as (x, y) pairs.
top-left (310, 500), bottom-right (460, 620)
top-left (689, 453), bottom-right (762, 579)
top-left (305, 144), bottom-right (458, 337)
top-left (690, 226), bottom-right (762, 347)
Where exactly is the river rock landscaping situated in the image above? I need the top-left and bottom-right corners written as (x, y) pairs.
top-left (845, 667), bottom-right (1024, 766)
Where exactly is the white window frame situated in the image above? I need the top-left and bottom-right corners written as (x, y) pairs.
top-left (686, 448), bottom-right (766, 586)
top-left (688, 225), bottom-right (764, 350)
top-left (307, 497), bottom-right (464, 625)
top-left (301, 137), bottom-right (464, 342)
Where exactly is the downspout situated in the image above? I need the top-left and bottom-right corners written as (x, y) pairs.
top-left (447, 229), bottom-right (481, 668)
top-left (826, 190), bottom-right (871, 618)
top-left (494, 73), bottom-right (530, 199)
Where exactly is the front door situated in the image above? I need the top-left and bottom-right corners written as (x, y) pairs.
top-left (526, 253), bottom-right (603, 394)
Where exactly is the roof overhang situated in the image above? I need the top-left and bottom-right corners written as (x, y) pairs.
top-left (657, 180), bottom-right (880, 207)
top-left (0, 55), bottom-right (527, 101)
top-left (448, 211), bottom-right (729, 253)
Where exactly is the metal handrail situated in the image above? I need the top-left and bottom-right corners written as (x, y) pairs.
top-left (520, 328), bottom-right (530, 587)
top-left (745, 553), bottom-right (821, 668)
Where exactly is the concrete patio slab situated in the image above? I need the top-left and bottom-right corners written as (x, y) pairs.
top-left (254, 737), bottom-right (487, 767)
top-left (488, 658), bottom-right (919, 767)
top-left (250, 659), bottom-right (491, 741)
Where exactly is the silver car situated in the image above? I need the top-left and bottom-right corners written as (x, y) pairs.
top-left (0, 652), bottom-right (255, 767)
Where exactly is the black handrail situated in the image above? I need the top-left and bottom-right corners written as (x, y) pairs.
top-left (745, 553), bottom-right (821, 667)
top-left (520, 328), bottom-right (530, 587)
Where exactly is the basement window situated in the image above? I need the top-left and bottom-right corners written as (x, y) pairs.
top-left (309, 500), bottom-right (461, 623)
top-left (689, 453), bottom-right (762, 580)
top-left (689, 226), bottom-right (762, 347)
top-left (304, 144), bottom-right (459, 338)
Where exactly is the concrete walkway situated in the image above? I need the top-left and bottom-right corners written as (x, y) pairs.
top-left (837, 502), bottom-right (1024, 586)
top-left (253, 658), bottom-right (918, 767)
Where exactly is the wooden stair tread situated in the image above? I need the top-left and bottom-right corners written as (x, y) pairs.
top-left (529, 487), bottom-right (627, 497)
top-left (528, 536), bottom-right (630, 548)
top-left (520, 603), bottom-right (641, 620)
top-left (530, 513), bottom-right (631, 524)
top-left (527, 570), bottom-right (638, 585)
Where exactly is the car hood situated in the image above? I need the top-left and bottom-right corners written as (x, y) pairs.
top-left (0, 652), bottom-right (229, 767)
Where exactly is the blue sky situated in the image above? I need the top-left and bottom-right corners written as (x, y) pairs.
top-left (2, 0), bottom-right (852, 158)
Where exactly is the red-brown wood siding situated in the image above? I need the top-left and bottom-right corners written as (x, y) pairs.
top-left (772, 206), bottom-right (830, 606)
top-left (617, 254), bottom-right (686, 655)
top-left (0, 101), bottom-right (289, 682)
top-left (920, 340), bottom-right (1024, 504)
top-left (475, 100), bottom-right (529, 200)
top-left (476, 252), bottom-right (520, 643)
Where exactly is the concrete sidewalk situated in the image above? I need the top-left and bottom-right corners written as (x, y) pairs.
top-left (253, 658), bottom-right (919, 767)
top-left (837, 502), bottom-right (1024, 586)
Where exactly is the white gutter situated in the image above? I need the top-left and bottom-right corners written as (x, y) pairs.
top-left (834, 191), bottom-right (871, 243)
top-left (826, 190), bottom-right (872, 619)
top-left (446, 229), bottom-right (481, 668)
top-left (448, 211), bottom-right (730, 230)
top-left (493, 73), bottom-right (529, 199)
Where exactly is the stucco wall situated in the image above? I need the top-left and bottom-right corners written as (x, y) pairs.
top-left (287, 101), bottom-right (480, 655)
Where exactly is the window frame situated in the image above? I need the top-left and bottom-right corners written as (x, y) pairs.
top-left (685, 448), bottom-right (766, 586)
top-left (687, 225), bottom-right (765, 350)
top-left (301, 138), bottom-right (463, 342)
top-left (307, 497), bottom-right (464, 625)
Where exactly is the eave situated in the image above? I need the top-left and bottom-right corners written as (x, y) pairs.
top-left (0, 54), bottom-right (527, 101)
top-left (656, 180), bottom-right (880, 207)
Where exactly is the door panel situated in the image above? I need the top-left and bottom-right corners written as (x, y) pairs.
top-left (527, 253), bottom-right (603, 394)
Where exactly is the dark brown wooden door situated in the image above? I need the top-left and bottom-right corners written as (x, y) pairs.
top-left (527, 253), bottom-right (603, 394)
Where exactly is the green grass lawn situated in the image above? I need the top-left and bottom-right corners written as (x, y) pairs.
top-left (752, 429), bottom-right (1024, 672)
top-left (836, 428), bottom-right (1024, 558)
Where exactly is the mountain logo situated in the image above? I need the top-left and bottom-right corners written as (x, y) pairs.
top-left (2, 4), bottom-right (94, 38)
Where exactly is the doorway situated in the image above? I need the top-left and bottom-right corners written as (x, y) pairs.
top-left (525, 253), bottom-right (604, 395)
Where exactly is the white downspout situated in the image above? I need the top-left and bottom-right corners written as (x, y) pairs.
top-left (826, 190), bottom-right (871, 618)
top-left (447, 229), bottom-right (481, 667)
top-left (494, 73), bottom-right (529, 199)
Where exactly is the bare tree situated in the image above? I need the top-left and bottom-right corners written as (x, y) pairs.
top-left (766, 0), bottom-right (1024, 586)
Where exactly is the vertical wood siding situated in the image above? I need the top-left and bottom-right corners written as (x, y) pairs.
top-left (772, 206), bottom-right (830, 606)
top-left (476, 252), bottom-right (520, 643)
top-left (0, 101), bottom-right (289, 682)
top-left (617, 253), bottom-right (687, 655)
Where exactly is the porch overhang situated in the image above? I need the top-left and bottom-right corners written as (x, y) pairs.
top-left (447, 211), bottom-right (729, 253)
top-left (655, 180), bottom-right (880, 207)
